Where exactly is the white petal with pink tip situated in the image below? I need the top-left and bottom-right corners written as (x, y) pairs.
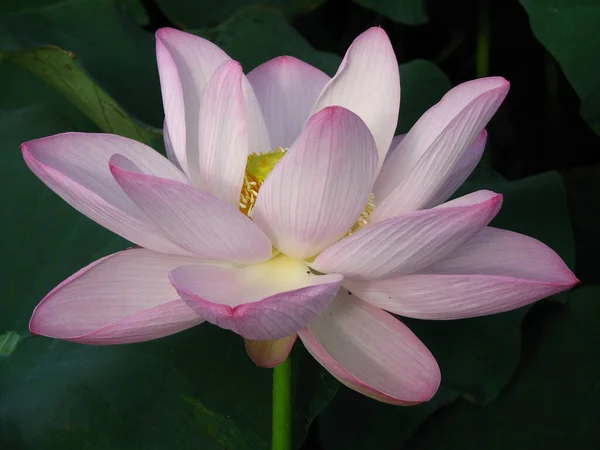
top-left (312, 27), bottom-right (400, 170)
top-left (169, 255), bottom-right (343, 340)
top-left (298, 292), bottom-right (440, 405)
top-left (248, 56), bottom-right (330, 148)
top-left (110, 156), bottom-right (272, 263)
top-left (30, 248), bottom-right (203, 344)
top-left (373, 78), bottom-right (509, 219)
top-left (253, 106), bottom-right (378, 260)
top-left (156, 28), bottom-right (231, 176)
top-left (195, 61), bottom-right (249, 206)
top-left (311, 190), bottom-right (502, 280)
top-left (22, 132), bottom-right (189, 255)
top-left (345, 227), bottom-right (578, 319)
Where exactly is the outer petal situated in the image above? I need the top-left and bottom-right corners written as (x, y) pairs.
top-left (22, 132), bottom-right (190, 255)
top-left (247, 56), bottom-right (330, 148)
top-left (156, 28), bottom-right (231, 177)
top-left (373, 78), bottom-right (509, 220)
top-left (379, 131), bottom-right (486, 210)
top-left (253, 106), bottom-right (378, 260)
top-left (298, 292), bottom-right (440, 405)
top-left (421, 130), bottom-right (487, 208)
top-left (163, 120), bottom-right (183, 171)
top-left (345, 227), bottom-right (578, 319)
top-left (29, 248), bottom-right (203, 344)
top-left (169, 255), bottom-right (343, 340)
top-left (383, 133), bottom-right (406, 162)
top-left (311, 27), bottom-right (400, 170)
top-left (311, 190), bottom-right (502, 280)
top-left (194, 61), bottom-right (249, 206)
top-left (110, 156), bottom-right (273, 263)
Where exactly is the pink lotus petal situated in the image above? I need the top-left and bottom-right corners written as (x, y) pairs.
top-left (380, 131), bottom-right (486, 210)
top-left (253, 106), bottom-right (378, 260)
top-left (247, 56), bottom-right (330, 148)
top-left (29, 248), bottom-right (203, 344)
top-left (195, 61), bottom-right (249, 206)
top-left (22, 132), bottom-right (190, 255)
top-left (373, 78), bottom-right (509, 220)
top-left (383, 133), bottom-right (407, 162)
top-left (311, 190), bottom-right (502, 280)
top-left (421, 130), bottom-right (487, 208)
top-left (345, 227), bottom-right (578, 319)
top-left (110, 156), bottom-right (273, 263)
top-left (163, 120), bottom-right (183, 171)
top-left (311, 27), bottom-right (400, 171)
top-left (298, 292), bottom-right (440, 405)
top-left (245, 334), bottom-right (298, 368)
top-left (169, 255), bottom-right (343, 340)
top-left (156, 28), bottom-right (231, 178)
top-left (241, 70), bottom-right (273, 155)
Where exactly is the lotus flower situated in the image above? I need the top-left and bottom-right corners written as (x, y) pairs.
top-left (22, 27), bottom-right (577, 405)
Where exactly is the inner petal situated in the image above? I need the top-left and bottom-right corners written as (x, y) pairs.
top-left (170, 253), bottom-right (319, 307)
top-left (238, 148), bottom-right (377, 236)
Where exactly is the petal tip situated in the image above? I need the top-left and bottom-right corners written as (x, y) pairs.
top-left (28, 313), bottom-right (42, 337)
top-left (155, 27), bottom-right (179, 40)
top-left (273, 55), bottom-right (300, 65)
top-left (560, 269), bottom-right (580, 289)
top-left (419, 361), bottom-right (442, 402)
top-left (363, 26), bottom-right (391, 39)
top-left (486, 76), bottom-right (511, 95)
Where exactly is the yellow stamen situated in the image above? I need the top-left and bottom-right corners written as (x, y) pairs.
top-left (348, 193), bottom-right (376, 234)
top-left (239, 148), bottom-right (287, 217)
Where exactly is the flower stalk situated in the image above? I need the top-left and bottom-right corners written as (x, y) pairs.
top-left (272, 355), bottom-right (292, 450)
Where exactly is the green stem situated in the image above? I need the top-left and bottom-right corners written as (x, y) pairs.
top-left (272, 355), bottom-right (292, 450)
top-left (476, 0), bottom-right (490, 78)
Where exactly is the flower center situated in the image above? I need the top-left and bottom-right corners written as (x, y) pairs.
top-left (348, 193), bottom-right (376, 234)
top-left (238, 147), bottom-right (376, 233)
top-left (239, 148), bottom-right (287, 217)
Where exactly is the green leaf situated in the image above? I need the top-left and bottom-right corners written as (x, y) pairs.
top-left (563, 165), bottom-right (600, 284)
top-left (317, 171), bottom-right (574, 450)
top-left (2, 47), bottom-right (161, 146)
top-left (519, 0), bottom-right (600, 135)
top-left (353, 0), bottom-right (428, 25)
top-left (1, 329), bottom-right (271, 449)
top-left (0, 331), bottom-right (22, 358)
top-left (0, 0), bottom-right (162, 127)
top-left (155, 0), bottom-right (327, 30)
top-left (193, 5), bottom-right (342, 75)
top-left (317, 387), bottom-right (458, 450)
top-left (291, 346), bottom-right (340, 448)
top-left (404, 286), bottom-right (600, 450)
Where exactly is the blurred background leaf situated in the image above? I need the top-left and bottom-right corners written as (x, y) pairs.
top-left (520, 0), bottom-right (600, 136)
top-left (2, 47), bottom-right (160, 145)
top-left (353, 0), bottom-right (428, 25)
top-left (191, 5), bottom-right (342, 75)
top-left (155, 0), bottom-right (327, 29)
top-left (0, 0), bottom-right (162, 126)
top-left (403, 285), bottom-right (600, 450)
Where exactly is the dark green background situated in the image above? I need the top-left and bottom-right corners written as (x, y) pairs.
top-left (1, 0), bottom-right (598, 449)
